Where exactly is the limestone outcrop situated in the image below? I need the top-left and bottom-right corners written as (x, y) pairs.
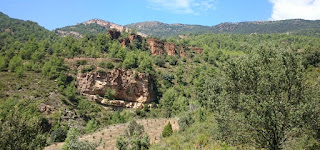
top-left (146, 38), bottom-right (203, 57)
top-left (76, 68), bottom-right (156, 108)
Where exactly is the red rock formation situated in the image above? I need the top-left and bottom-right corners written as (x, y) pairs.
top-left (164, 42), bottom-right (177, 56)
top-left (107, 29), bottom-right (121, 40)
top-left (146, 38), bottom-right (165, 56)
top-left (119, 38), bottom-right (130, 47)
top-left (129, 34), bottom-right (142, 44)
top-left (76, 68), bottom-right (156, 108)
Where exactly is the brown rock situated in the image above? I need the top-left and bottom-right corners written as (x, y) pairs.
top-left (146, 38), bottom-right (165, 56)
top-left (76, 68), bottom-right (156, 107)
top-left (39, 104), bottom-right (54, 114)
top-left (164, 42), bottom-right (177, 56)
top-left (119, 38), bottom-right (130, 47)
top-left (129, 34), bottom-right (142, 44)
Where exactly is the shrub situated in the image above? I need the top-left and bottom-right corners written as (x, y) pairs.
top-left (0, 56), bottom-right (7, 71)
top-left (178, 113), bottom-right (194, 132)
top-left (76, 60), bottom-right (87, 66)
top-left (168, 56), bottom-right (178, 66)
top-left (50, 128), bottom-right (67, 143)
top-left (81, 65), bottom-right (96, 73)
top-left (97, 69), bottom-right (106, 74)
top-left (15, 66), bottom-right (25, 77)
top-left (154, 57), bottom-right (165, 67)
top-left (99, 61), bottom-right (114, 69)
top-left (64, 81), bottom-right (77, 102)
top-left (62, 128), bottom-right (99, 150)
top-left (116, 120), bottom-right (150, 150)
top-left (8, 56), bottom-right (23, 72)
top-left (85, 118), bottom-right (98, 134)
top-left (106, 62), bottom-right (114, 69)
top-left (104, 87), bottom-right (116, 100)
top-left (123, 52), bottom-right (138, 69)
top-left (162, 122), bottom-right (173, 137)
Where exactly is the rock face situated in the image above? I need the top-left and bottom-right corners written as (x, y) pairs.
top-left (84, 19), bottom-right (125, 32)
top-left (76, 68), bottom-right (156, 108)
top-left (129, 34), bottom-right (142, 44)
top-left (164, 42), bottom-right (177, 56)
top-left (146, 38), bottom-right (203, 57)
top-left (146, 38), bottom-right (165, 56)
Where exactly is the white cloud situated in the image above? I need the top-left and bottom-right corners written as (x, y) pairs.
top-left (270, 0), bottom-right (320, 20)
top-left (147, 0), bottom-right (216, 15)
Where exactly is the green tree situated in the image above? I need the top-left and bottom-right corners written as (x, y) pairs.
top-left (85, 118), bottom-right (98, 134)
top-left (160, 88), bottom-right (176, 117)
top-left (0, 99), bottom-right (47, 150)
top-left (123, 52), bottom-right (138, 69)
top-left (0, 56), bottom-right (7, 71)
top-left (8, 55), bottom-right (23, 72)
top-left (62, 128), bottom-right (99, 150)
top-left (116, 120), bottom-right (150, 150)
top-left (219, 47), bottom-right (316, 149)
top-left (162, 122), bottom-right (173, 137)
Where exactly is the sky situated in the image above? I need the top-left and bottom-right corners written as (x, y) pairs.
top-left (0, 0), bottom-right (319, 30)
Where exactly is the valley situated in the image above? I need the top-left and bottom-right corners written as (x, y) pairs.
top-left (1, 10), bottom-right (320, 150)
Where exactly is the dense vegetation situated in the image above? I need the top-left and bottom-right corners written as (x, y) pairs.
top-left (56, 23), bottom-right (108, 36)
top-left (1, 11), bottom-right (320, 150)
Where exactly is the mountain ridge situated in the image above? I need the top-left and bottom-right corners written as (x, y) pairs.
top-left (55, 18), bottom-right (320, 38)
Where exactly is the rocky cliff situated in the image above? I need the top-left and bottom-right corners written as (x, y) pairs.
top-left (146, 38), bottom-right (203, 57)
top-left (76, 68), bottom-right (156, 108)
top-left (84, 19), bottom-right (125, 32)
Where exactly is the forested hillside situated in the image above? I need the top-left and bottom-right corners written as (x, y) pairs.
top-left (57, 19), bottom-right (320, 38)
top-left (1, 12), bottom-right (320, 150)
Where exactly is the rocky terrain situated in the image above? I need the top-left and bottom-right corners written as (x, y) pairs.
top-left (76, 68), bottom-right (156, 108)
top-left (84, 19), bottom-right (126, 32)
top-left (146, 38), bottom-right (203, 57)
top-left (44, 118), bottom-right (179, 150)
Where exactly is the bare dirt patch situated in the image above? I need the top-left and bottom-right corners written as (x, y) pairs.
top-left (45, 118), bottom-right (179, 150)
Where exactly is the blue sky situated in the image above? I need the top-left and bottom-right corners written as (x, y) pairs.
top-left (0, 0), bottom-right (319, 30)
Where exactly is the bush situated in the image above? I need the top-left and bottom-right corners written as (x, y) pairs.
top-left (85, 118), bottom-right (98, 134)
top-left (62, 128), bottom-right (99, 150)
top-left (162, 122), bottom-right (173, 137)
top-left (64, 81), bottom-right (77, 102)
top-left (104, 87), bottom-right (116, 100)
top-left (123, 52), bottom-right (138, 69)
top-left (42, 56), bottom-right (67, 79)
top-left (106, 62), bottom-right (114, 69)
top-left (76, 60), bottom-right (87, 66)
top-left (154, 57), bottom-right (166, 67)
top-left (8, 55), bottom-right (23, 72)
top-left (178, 113), bottom-right (194, 132)
top-left (99, 61), bottom-right (114, 69)
top-left (168, 56), bottom-right (178, 66)
top-left (81, 65), bottom-right (96, 73)
top-left (50, 128), bottom-right (67, 143)
top-left (15, 66), bottom-right (25, 77)
top-left (116, 120), bottom-right (150, 150)
top-left (0, 56), bottom-right (7, 71)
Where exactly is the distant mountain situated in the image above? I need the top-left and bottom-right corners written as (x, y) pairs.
top-left (124, 21), bottom-right (213, 37)
top-left (212, 19), bottom-right (320, 35)
top-left (128, 19), bottom-right (320, 38)
top-left (0, 12), bottom-right (53, 41)
top-left (55, 19), bottom-right (147, 37)
top-left (55, 17), bottom-right (320, 38)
